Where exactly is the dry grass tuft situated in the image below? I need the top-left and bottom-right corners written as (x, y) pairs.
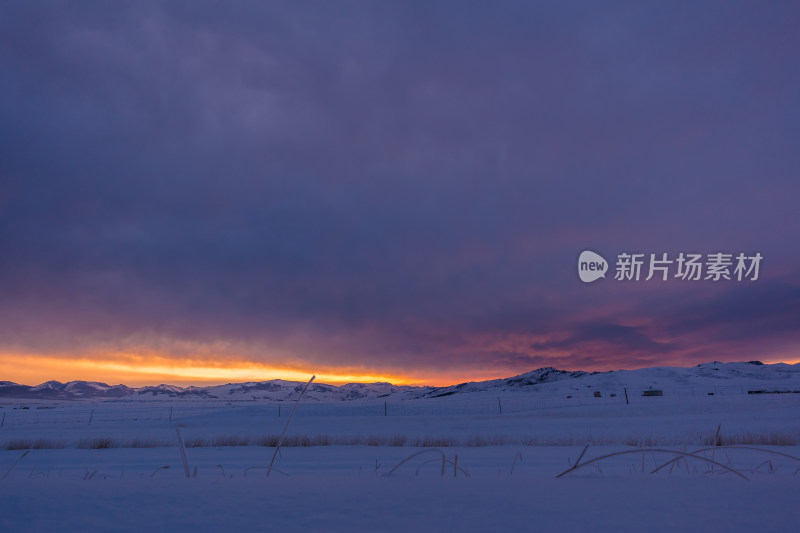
top-left (76, 437), bottom-right (116, 449)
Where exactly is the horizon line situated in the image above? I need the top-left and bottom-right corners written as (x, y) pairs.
top-left (3, 358), bottom-right (797, 389)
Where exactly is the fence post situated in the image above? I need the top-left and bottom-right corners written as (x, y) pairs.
top-left (624, 388), bottom-right (629, 405)
top-left (384, 401), bottom-right (387, 416)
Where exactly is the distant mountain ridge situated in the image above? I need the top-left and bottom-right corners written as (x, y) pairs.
top-left (1, 361), bottom-right (798, 401)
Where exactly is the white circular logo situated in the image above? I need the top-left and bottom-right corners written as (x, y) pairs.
top-left (578, 250), bottom-right (608, 283)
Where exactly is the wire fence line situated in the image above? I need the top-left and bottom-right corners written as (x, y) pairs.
top-left (1, 383), bottom-right (798, 428)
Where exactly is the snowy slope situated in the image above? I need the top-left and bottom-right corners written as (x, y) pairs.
top-left (3, 380), bottom-right (134, 399)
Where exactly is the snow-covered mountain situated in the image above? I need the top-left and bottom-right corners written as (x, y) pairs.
top-left (0, 377), bottom-right (433, 402)
top-left (1, 361), bottom-right (798, 401)
top-left (7, 380), bottom-right (134, 399)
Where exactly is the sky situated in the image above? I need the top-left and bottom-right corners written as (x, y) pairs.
top-left (1, 1), bottom-right (799, 387)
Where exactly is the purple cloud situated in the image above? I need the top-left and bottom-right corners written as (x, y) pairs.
top-left (1, 1), bottom-right (798, 381)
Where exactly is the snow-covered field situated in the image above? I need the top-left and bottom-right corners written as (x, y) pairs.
top-left (2, 362), bottom-right (800, 532)
top-left (3, 445), bottom-right (800, 533)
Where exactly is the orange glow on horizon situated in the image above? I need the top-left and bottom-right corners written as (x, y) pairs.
top-left (0, 353), bottom-right (428, 387)
top-left (2, 351), bottom-right (796, 388)
top-left (0, 350), bottom-right (556, 387)
top-left (766, 358), bottom-right (800, 365)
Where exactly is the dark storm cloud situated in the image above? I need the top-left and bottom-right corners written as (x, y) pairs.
top-left (661, 280), bottom-right (800, 345)
top-left (1, 1), bottom-right (799, 376)
top-left (531, 323), bottom-right (674, 355)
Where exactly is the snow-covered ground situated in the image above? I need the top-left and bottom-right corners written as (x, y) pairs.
top-left (1, 362), bottom-right (799, 532)
top-left (2, 444), bottom-right (799, 532)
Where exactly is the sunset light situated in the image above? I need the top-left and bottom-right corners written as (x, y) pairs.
top-left (0, 2), bottom-right (797, 388)
top-left (0, 353), bottom-right (420, 387)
